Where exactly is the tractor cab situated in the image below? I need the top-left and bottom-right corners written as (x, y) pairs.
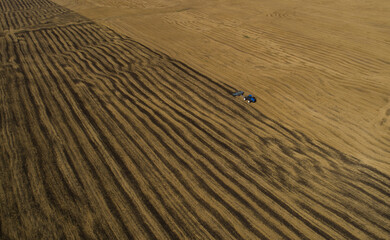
top-left (244, 94), bottom-right (256, 103)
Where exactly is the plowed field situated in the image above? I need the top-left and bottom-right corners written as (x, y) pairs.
top-left (1, 0), bottom-right (389, 239)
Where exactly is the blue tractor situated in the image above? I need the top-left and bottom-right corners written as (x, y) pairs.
top-left (244, 94), bottom-right (256, 103)
top-left (232, 91), bottom-right (256, 103)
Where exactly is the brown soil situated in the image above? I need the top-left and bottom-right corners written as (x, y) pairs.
top-left (1, 0), bottom-right (389, 239)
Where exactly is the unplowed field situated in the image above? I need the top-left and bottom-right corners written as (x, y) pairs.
top-left (1, 0), bottom-right (389, 239)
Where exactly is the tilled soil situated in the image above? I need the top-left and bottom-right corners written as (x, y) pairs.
top-left (1, 0), bottom-right (389, 239)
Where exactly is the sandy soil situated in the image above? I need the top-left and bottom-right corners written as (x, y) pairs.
top-left (1, 0), bottom-right (389, 239)
top-left (53, 0), bottom-right (390, 170)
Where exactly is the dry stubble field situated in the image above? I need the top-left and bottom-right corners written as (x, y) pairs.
top-left (1, 0), bottom-right (390, 239)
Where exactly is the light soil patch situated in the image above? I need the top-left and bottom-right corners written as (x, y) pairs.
top-left (53, 0), bottom-right (390, 170)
